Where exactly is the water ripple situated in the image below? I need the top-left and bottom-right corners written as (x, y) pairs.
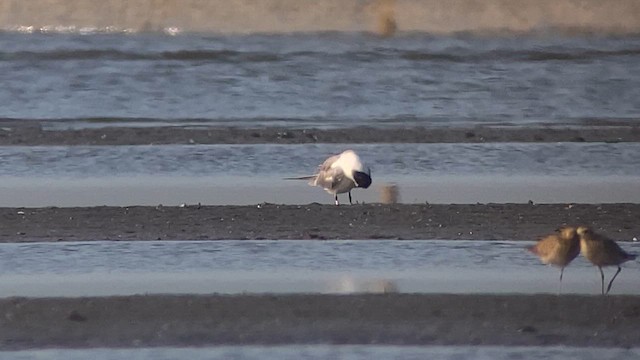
top-left (0, 143), bottom-right (638, 178)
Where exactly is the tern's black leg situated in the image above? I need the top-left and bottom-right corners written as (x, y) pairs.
top-left (334, 194), bottom-right (339, 206)
top-left (599, 266), bottom-right (605, 295)
top-left (606, 266), bottom-right (622, 295)
top-left (348, 191), bottom-right (353, 205)
top-left (558, 267), bottom-right (564, 294)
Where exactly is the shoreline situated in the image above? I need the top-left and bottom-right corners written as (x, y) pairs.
top-left (2, 0), bottom-right (640, 35)
top-left (2, 203), bottom-right (639, 242)
top-left (2, 123), bottom-right (639, 350)
top-left (1, 293), bottom-right (639, 349)
top-left (1, 123), bottom-right (639, 145)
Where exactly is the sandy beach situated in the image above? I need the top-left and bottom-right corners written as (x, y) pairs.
top-left (0, 126), bottom-right (636, 240)
top-left (1, 293), bottom-right (640, 349)
top-left (0, 120), bottom-right (640, 146)
top-left (0, 122), bottom-right (639, 145)
top-left (1, 123), bottom-right (639, 350)
top-left (2, 202), bottom-right (639, 349)
top-left (2, 13), bottom-right (640, 353)
top-left (2, 203), bottom-right (639, 242)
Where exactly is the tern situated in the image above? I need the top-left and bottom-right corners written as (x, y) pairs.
top-left (286, 149), bottom-right (372, 205)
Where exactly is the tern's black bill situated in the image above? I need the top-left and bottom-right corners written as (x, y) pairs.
top-left (353, 171), bottom-right (372, 189)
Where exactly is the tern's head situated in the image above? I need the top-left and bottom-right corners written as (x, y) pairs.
top-left (337, 150), bottom-right (372, 189)
top-left (353, 168), bottom-right (372, 188)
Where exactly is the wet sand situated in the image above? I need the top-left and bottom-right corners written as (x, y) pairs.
top-left (2, 203), bottom-right (639, 242)
top-left (4, 203), bottom-right (638, 350)
top-left (2, 123), bottom-right (639, 350)
top-left (1, 293), bottom-right (640, 349)
top-left (1, 122), bottom-right (640, 145)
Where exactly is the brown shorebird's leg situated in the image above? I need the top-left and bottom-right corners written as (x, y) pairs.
top-left (606, 266), bottom-right (622, 295)
top-left (334, 194), bottom-right (339, 206)
top-left (348, 191), bottom-right (353, 205)
top-left (558, 267), bottom-right (564, 295)
top-left (599, 266), bottom-right (605, 295)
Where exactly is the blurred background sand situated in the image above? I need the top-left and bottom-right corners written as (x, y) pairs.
top-left (1, 0), bottom-right (639, 35)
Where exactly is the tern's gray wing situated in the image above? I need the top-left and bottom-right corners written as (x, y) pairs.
top-left (317, 154), bottom-right (340, 172)
top-left (309, 154), bottom-right (340, 187)
top-left (313, 166), bottom-right (346, 191)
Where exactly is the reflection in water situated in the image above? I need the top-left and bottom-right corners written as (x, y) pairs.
top-left (0, 240), bottom-right (637, 297)
top-left (327, 276), bottom-right (398, 294)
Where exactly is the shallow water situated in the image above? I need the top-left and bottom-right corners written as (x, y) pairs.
top-left (0, 10), bottom-right (637, 357)
top-left (1, 143), bottom-right (639, 178)
top-left (1, 32), bottom-right (639, 128)
top-left (0, 142), bottom-right (638, 206)
top-left (3, 174), bottom-right (640, 206)
top-left (3, 345), bottom-right (640, 360)
top-left (0, 240), bottom-right (637, 297)
top-left (1, 31), bottom-right (638, 208)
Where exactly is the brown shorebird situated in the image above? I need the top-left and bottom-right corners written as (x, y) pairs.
top-left (577, 226), bottom-right (637, 295)
top-left (527, 226), bottom-right (580, 292)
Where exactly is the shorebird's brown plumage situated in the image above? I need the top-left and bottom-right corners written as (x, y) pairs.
top-left (577, 226), bottom-right (636, 295)
top-left (527, 226), bottom-right (580, 291)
